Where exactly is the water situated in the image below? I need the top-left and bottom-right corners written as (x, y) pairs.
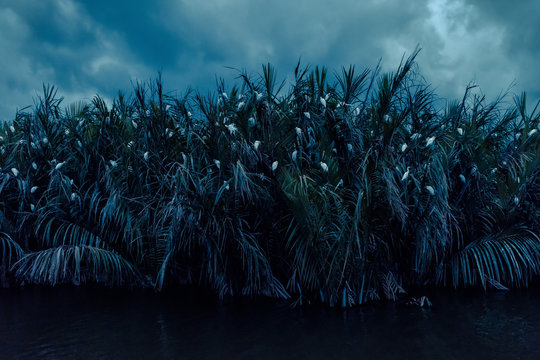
top-left (1, 286), bottom-right (539, 359)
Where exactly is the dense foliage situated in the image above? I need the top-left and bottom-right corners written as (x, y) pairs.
top-left (1, 51), bottom-right (539, 306)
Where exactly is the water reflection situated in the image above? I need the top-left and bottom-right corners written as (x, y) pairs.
top-left (1, 287), bottom-right (539, 359)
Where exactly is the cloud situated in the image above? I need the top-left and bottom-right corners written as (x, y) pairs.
top-left (1, 0), bottom-right (538, 119)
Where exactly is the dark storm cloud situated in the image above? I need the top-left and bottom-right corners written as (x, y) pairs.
top-left (1, 0), bottom-right (538, 119)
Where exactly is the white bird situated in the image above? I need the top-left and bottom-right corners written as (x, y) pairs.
top-left (42, 138), bottom-right (49, 145)
top-left (514, 196), bottom-right (519, 205)
top-left (32, 162), bottom-right (37, 170)
top-left (225, 124), bottom-right (237, 134)
top-left (132, 120), bottom-right (138, 129)
top-left (64, 129), bottom-right (70, 136)
top-left (426, 136), bottom-right (436, 147)
top-left (71, 193), bottom-right (76, 201)
top-left (426, 185), bottom-right (435, 196)
top-left (77, 140), bottom-right (83, 148)
top-left (459, 174), bottom-right (466, 183)
top-left (11, 168), bottom-right (19, 177)
top-left (31, 186), bottom-right (37, 193)
top-left (401, 167), bottom-right (410, 182)
top-left (144, 152), bottom-right (149, 161)
top-left (222, 92), bottom-right (228, 100)
top-left (354, 107), bottom-right (361, 116)
top-left (272, 161), bottom-right (278, 171)
top-left (304, 112), bottom-right (311, 119)
top-left (347, 143), bottom-right (353, 152)
top-left (187, 111), bottom-right (192, 117)
top-left (491, 168), bottom-right (497, 174)
top-left (110, 160), bottom-right (118, 168)
top-left (528, 129), bottom-right (538, 136)
top-left (225, 181), bottom-right (230, 191)
top-left (401, 143), bottom-right (408, 152)
top-left (320, 97), bottom-right (326, 108)
top-left (292, 150), bottom-right (297, 161)
top-left (55, 162), bottom-right (65, 170)
top-left (457, 128), bottom-right (463, 136)
top-left (254, 140), bottom-right (261, 150)
top-left (9, 125), bottom-right (15, 133)
top-left (320, 162), bottom-right (328, 172)
top-left (295, 127), bottom-right (302, 136)
top-left (214, 159), bottom-right (221, 169)
top-left (30, 204), bottom-right (35, 211)
top-left (256, 92), bottom-right (263, 101)
top-left (237, 102), bottom-right (245, 110)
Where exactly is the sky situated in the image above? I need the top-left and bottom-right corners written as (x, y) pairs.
top-left (1, 0), bottom-right (539, 119)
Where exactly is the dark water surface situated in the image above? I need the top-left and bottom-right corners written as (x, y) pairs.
top-left (1, 286), bottom-right (540, 359)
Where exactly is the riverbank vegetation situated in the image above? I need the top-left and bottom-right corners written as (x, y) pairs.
top-left (1, 50), bottom-right (539, 306)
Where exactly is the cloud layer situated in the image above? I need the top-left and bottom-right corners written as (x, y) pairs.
top-left (1, 0), bottom-right (538, 119)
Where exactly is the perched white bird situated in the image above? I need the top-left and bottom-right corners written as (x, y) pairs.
top-left (254, 140), bottom-right (261, 150)
top-left (64, 129), bottom-right (70, 136)
top-left (110, 160), bottom-right (118, 168)
top-left (320, 97), bottom-right (326, 108)
top-left (132, 120), bottom-right (138, 129)
top-left (425, 186), bottom-right (435, 196)
top-left (225, 182), bottom-right (230, 191)
top-left (9, 125), bottom-right (15, 133)
top-left (187, 111), bottom-right (192, 118)
top-left (354, 107), bottom-right (361, 116)
top-left (295, 127), bottom-right (302, 136)
top-left (401, 167), bottom-right (410, 182)
top-left (77, 140), bottom-right (83, 148)
top-left (237, 102), bottom-right (245, 110)
top-left (42, 138), bottom-right (49, 145)
top-left (11, 168), bottom-right (19, 177)
top-left (30, 204), bottom-right (35, 211)
top-left (426, 136), bottom-right (436, 147)
top-left (225, 124), bottom-right (237, 134)
top-left (459, 174), bottom-right (466, 183)
top-left (457, 128), bottom-right (463, 136)
top-left (144, 152), bottom-right (149, 161)
top-left (304, 112), bottom-right (311, 119)
top-left (256, 92), bottom-right (263, 101)
top-left (347, 143), bottom-right (353, 152)
top-left (401, 143), bottom-right (408, 152)
top-left (514, 196), bottom-right (519, 205)
top-left (32, 162), bottom-right (37, 170)
top-left (222, 92), bottom-right (228, 100)
top-left (320, 162), bottom-right (328, 172)
top-left (71, 193), bottom-right (76, 201)
top-left (55, 162), bottom-right (65, 170)
top-left (491, 168), bottom-right (498, 174)
top-left (528, 129), bottom-right (538, 136)
top-left (272, 161), bottom-right (278, 171)
top-left (214, 159), bottom-right (221, 169)
top-left (292, 150), bottom-right (297, 161)
top-left (31, 186), bottom-right (37, 193)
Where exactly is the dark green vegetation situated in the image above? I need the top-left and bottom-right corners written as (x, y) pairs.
top-left (0, 50), bottom-right (539, 306)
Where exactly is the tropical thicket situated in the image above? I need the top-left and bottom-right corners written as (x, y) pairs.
top-left (1, 50), bottom-right (539, 306)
